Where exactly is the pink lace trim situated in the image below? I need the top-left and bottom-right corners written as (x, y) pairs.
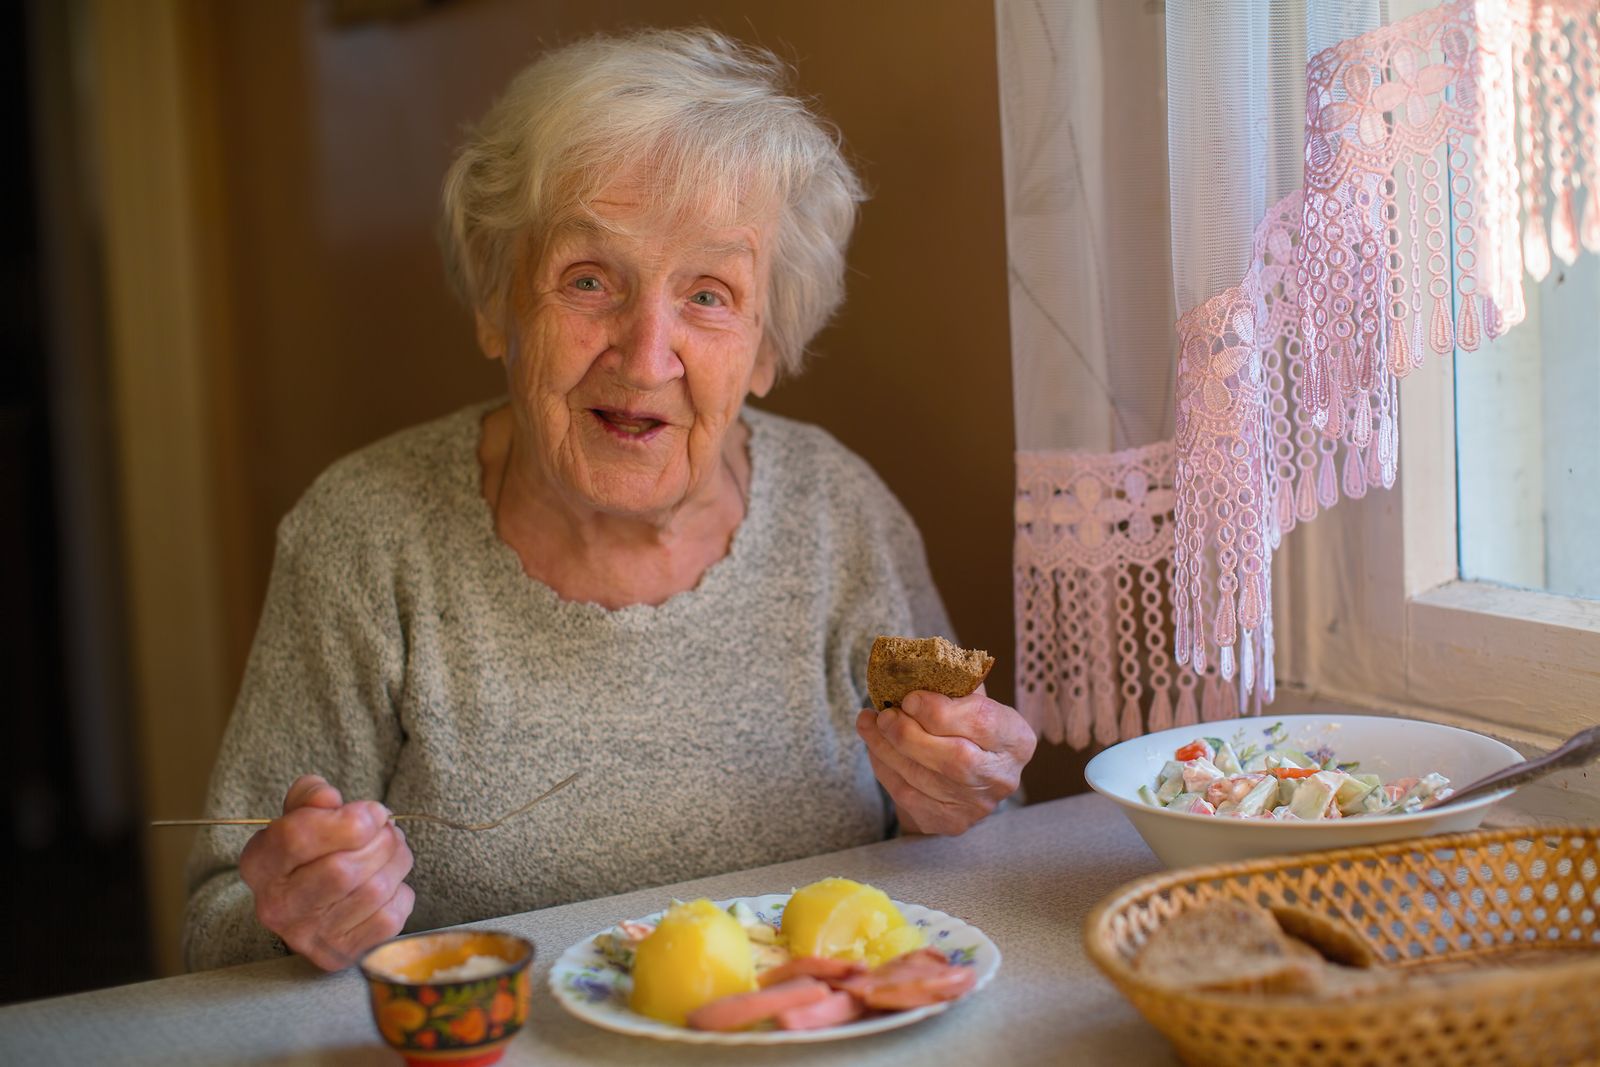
top-left (1015, 445), bottom-right (1261, 748)
top-left (1173, 0), bottom-right (1599, 697)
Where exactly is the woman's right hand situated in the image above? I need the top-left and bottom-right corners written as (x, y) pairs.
top-left (238, 774), bottom-right (415, 971)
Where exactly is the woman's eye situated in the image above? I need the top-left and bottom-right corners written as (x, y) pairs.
top-left (572, 276), bottom-right (602, 292)
top-left (690, 290), bottom-right (723, 307)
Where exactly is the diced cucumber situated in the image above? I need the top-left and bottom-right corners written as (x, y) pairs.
top-left (1397, 772), bottom-right (1451, 808)
top-left (1156, 773), bottom-right (1186, 803)
top-left (1137, 785), bottom-right (1162, 807)
top-left (1157, 760), bottom-right (1185, 784)
top-left (1166, 792), bottom-right (1215, 816)
top-left (1334, 772), bottom-right (1376, 812)
top-left (1214, 741), bottom-right (1243, 776)
top-left (1233, 776), bottom-right (1278, 818)
top-left (1275, 748), bottom-right (1316, 769)
top-left (1286, 772), bottom-right (1340, 820)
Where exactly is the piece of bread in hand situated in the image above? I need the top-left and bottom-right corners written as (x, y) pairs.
top-left (867, 636), bottom-right (995, 712)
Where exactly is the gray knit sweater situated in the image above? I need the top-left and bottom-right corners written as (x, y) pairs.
top-left (183, 402), bottom-right (951, 971)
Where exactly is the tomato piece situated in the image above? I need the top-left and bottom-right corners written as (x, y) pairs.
top-left (1173, 740), bottom-right (1213, 762)
top-left (1269, 766), bottom-right (1318, 779)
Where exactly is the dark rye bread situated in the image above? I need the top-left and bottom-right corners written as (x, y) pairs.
top-left (1269, 904), bottom-right (1379, 969)
top-left (867, 636), bottom-right (995, 712)
top-left (1133, 899), bottom-right (1326, 995)
top-left (1134, 898), bottom-right (1394, 999)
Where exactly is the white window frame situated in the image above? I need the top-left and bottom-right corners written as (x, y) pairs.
top-left (1273, 345), bottom-right (1600, 749)
top-left (1395, 353), bottom-right (1600, 741)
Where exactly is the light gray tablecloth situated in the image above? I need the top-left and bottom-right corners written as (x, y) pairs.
top-left (0, 794), bottom-right (1177, 1066)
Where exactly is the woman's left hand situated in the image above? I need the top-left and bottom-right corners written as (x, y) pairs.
top-left (855, 689), bottom-right (1037, 836)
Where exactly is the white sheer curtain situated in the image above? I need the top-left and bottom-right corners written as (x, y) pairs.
top-left (999, 0), bottom-right (1599, 749)
top-left (998, 0), bottom-right (1180, 748)
top-left (998, 0), bottom-right (1174, 456)
top-left (1166, 3), bottom-right (1384, 314)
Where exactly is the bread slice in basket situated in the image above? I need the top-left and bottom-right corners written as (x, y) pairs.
top-left (1133, 899), bottom-right (1393, 998)
top-left (867, 636), bottom-right (995, 711)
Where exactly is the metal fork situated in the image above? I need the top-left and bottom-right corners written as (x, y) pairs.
top-left (151, 771), bottom-right (580, 831)
top-left (1421, 727), bottom-right (1600, 810)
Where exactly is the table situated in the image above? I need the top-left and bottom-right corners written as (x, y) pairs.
top-left (0, 794), bottom-right (1180, 1066)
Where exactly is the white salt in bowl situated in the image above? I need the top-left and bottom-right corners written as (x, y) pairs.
top-left (1084, 714), bottom-right (1523, 869)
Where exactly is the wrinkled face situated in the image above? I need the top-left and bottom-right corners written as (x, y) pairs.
top-left (482, 176), bottom-right (779, 523)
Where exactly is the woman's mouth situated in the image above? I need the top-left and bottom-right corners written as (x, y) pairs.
top-left (591, 408), bottom-right (668, 441)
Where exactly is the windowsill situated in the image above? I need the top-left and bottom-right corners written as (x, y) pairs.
top-left (1412, 579), bottom-right (1600, 632)
top-left (1401, 580), bottom-right (1600, 737)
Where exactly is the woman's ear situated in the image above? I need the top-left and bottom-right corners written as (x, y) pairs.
top-left (475, 310), bottom-right (508, 362)
top-left (748, 343), bottom-right (779, 398)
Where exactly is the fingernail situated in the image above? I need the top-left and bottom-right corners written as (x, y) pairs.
top-left (901, 692), bottom-right (922, 714)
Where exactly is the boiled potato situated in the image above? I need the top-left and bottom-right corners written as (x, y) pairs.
top-left (864, 924), bottom-right (926, 967)
top-left (783, 878), bottom-right (921, 962)
top-left (629, 900), bottom-right (756, 1026)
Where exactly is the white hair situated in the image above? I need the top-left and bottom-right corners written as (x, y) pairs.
top-left (440, 28), bottom-right (866, 377)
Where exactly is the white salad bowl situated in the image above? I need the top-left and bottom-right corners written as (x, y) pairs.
top-left (1084, 714), bottom-right (1523, 869)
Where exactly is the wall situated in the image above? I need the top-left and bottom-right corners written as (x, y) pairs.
top-left (116, 0), bottom-right (1031, 973)
top-left (206, 0), bottom-right (1017, 682)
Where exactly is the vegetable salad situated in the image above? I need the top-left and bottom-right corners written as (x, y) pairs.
top-left (1138, 721), bottom-right (1452, 819)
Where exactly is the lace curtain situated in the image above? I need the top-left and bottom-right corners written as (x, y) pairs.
top-left (999, 0), bottom-right (1600, 748)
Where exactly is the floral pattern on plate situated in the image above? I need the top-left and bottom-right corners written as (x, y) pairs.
top-left (547, 893), bottom-right (1001, 1045)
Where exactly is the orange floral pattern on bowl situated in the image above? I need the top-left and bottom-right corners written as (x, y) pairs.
top-left (370, 971), bottom-right (531, 1051)
top-left (361, 930), bottom-right (534, 1067)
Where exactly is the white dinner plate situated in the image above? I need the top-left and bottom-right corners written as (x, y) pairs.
top-left (547, 892), bottom-right (1001, 1045)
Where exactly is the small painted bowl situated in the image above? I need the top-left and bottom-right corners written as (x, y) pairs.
top-left (359, 930), bottom-right (534, 1067)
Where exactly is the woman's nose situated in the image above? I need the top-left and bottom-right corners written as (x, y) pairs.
top-left (610, 295), bottom-right (684, 388)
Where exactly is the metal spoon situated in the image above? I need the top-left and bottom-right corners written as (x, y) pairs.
top-left (151, 771), bottom-right (581, 831)
top-left (1421, 725), bottom-right (1600, 810)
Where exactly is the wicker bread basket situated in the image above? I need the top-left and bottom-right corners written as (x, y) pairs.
top-left (1085, 826), bottom-right (1600, 1067)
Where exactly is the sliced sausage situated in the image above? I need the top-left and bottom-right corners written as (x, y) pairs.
top-left (833, 948), bottom-right (948, 993)
top-left (775, 990), bottom-right (865, 1031)
top-left (834, 948), bottom-right (977, 1011)
top-left (856, 964), bottom-right (976, 1010)
top-left (758, 956), bottom-right (866, 988)
top-left (685, 977), bottom-right (831, 1032)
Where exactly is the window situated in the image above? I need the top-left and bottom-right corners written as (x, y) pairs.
top-left (1273, 0), bottom-right (1600, 753)
top-left (1456, 253), bottom-right (1600, 601)
top-left (1277, 306), bottom-right (1600, 747)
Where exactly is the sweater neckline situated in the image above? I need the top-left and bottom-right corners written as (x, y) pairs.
top-left (456, 399), bottom-right (774, 623)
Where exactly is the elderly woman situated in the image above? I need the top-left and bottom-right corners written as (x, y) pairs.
top-left (184, 28), bottom-right (1036, 973)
